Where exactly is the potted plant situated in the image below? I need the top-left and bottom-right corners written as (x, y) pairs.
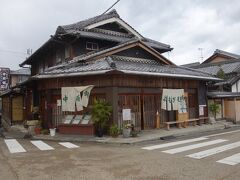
top-left (41, 129), bottom-right (49, 135)
top-left (209, 103), bottom-right (220, 124)
top-left (92, 99), bottom-right (112, 137)
top-left (110, 124), bottom-right (119, 138)
top-left (33, 120), bottom-right (42, 135)
top-left (122, 123), bottom-right (132, 138)
top-left (34, 126), bottom-right (41, 135)
top-left (131, 125), bottom-right (139, 137)
top-left (47, 123), bottom-right (56, 136)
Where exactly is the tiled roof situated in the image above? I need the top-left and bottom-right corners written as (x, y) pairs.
top-left (214, 49), bottom-right (240, 59)
top-left (56, 9), bottom-right (120, 34)
top-left (21, 10), bottom-right (172, 66)
top-left (214, 76), bottom-right (240, 86)
top-left (55, 9), bottom-right (172, 51)
top-left (10, 68), bottom-right (31, 75)
top-left (195, 61), bottom-right (240, 75)
top-left (70, 29), bottom-right (131, 43)
top-left (181, 62), bottom-right (200, 68)
top-left (35, 55), bottom-right (219, 81)
top-left (202, 49), bottom-right (240, 64)
top-left (207, 91), bottom-right (240, 98)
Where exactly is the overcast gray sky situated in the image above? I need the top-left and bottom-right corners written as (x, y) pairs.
top-left (0, 0), bottom-right (240, 70)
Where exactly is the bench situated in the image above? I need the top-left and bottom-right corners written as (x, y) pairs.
top-left (165, 117), bottom-right (209, 130)
top-left (199, 117), bottom-right (209, 124)
top-left (165, 121), bottom-right (185, 130)
top-left (182, 118), bottom-right (200, 127)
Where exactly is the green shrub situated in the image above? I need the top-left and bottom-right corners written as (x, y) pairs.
top-left (209, 103), bottom-right (220, 119)
top-left (92, 99), bottom-right (112, 130)
top-left (110, 124), bottom-right (119, 137)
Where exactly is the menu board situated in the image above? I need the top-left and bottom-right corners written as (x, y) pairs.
top-left (122, 109), bottom-right (131, 121)
top-left (0, 67), bottom-right (10, 91)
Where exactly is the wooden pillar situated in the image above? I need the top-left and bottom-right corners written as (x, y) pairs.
top-left (105, 87), bottom-right (118, 126)
top-left (156, 110), bottom-right (160, 129)
top-left (221, 98), bottom-right (225, 119)
top-left (45, 89), bottom-right (52, 128)
top-left (234, 97), bottom-right (237, 124)
top-left (9, 95), bottom-right (12, 125)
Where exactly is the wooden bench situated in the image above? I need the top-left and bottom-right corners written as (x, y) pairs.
top-left (199, 117), bottom-right (209, 124)
top-left (182, 118), bottom-right (200, 127)
top-left (165, 121), bottom-right (185, 130)
top-left (165, 118), bottom-right (208, 130)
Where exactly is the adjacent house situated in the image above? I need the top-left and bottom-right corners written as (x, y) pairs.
top-left (18, 10), bottom-right (218, 135)
top-left (1, 68), bottom-right (30, 125)
top-left (183, 49), bottom-right (240, 122)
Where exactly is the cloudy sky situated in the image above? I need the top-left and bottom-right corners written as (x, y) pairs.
top-left (0, 0), bottom-right (240, 70)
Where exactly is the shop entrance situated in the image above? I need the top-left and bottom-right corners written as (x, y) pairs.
top-left (118, 94), bottom-right (161, 130)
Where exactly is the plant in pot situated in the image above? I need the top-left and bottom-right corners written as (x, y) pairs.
top-left (110, 124), bottom-right (119, 138)
top-left (34, 120), bottom-right (42, 135)
top-left (122, 123), bottom-right (132, 138)
top-left (209, 103), bottom-right (220, 124)
top-left (131, 124), bottom-right (139, 137)
top-left (92, 99), bottom-right (112, 137)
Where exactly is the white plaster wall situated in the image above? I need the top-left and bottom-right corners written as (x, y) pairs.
top-left (232, 80), bottom-right (240, 92)
top-left (232, 83), bottom-right (237, 92)
top-left (237, 80), bottom-right (240, 92)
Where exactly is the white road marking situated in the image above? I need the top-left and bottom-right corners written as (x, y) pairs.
top-left (204, 129), bottom-right (240, 138)
top-left (31, 140), bottom-right (54, 151)
top-left (187, 141), bottom-right (240, 159)
top-left (59, 142), bottom-right (79, 148)
top-left (4, 139), bottom-right (26, 153)
top-left (162, 139), bottom-right (227, 154)
top-left (217, 153), bottom-right (240, 165)
top-left (142, 137), bottom-right (208, 150)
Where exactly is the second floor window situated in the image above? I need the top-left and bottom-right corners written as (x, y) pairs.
top-left (86, 42), bottom-right (99, 51)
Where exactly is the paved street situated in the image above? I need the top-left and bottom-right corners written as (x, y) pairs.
top-left (1, 129), bottom-right (240, 180)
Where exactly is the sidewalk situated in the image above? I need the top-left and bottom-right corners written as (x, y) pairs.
top-left (3, 120), bottom-right (240, 145)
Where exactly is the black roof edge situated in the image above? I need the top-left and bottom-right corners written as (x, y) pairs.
top-left (19, 37), bottom-right (54, 67)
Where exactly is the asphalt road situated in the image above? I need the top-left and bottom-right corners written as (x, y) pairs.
top-left (1, 129), bottom-right (240, 180)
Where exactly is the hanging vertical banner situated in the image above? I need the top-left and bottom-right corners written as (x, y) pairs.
top-left (0, 67), bottom-right (10, 91)
top-left (61, 87), bottom-right (77, 112)
top-left (161, 89), bottom-right (187, 113)
top-left (81, 86), bottom-right (94, 107)
top-left (61, 85), bottom-right (94, 112)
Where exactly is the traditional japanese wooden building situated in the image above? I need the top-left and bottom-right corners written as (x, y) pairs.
top-left (1, 68), bottom-right (30, 125)
top-left (19, 10), bottom-right (219, 134)
top-left (184, 49), bottom-right (240, 123)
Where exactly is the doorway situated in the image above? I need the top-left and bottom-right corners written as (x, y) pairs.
top-left (118, 93), bottom-right (161, 130)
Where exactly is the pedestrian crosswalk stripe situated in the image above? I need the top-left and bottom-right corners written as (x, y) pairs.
top-left (217, 153), bottom-right (240, 166)
top-left (141, 137), bottom-right (208, 150)
top-left (162, 139), bottom-right (228, 154)
top-left (31, 140), bottom-right (54, 151)
top-left (59, 142), bottom-right (79, 148)
top-left (4, 139), bottom-right (26, 153)
top-left (187, 141), bottom-right (240, 159)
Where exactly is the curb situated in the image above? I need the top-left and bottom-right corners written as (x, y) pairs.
top-left (3, 123), bottom-right (240, 145)
top-left (30, 124), bottom-right (240, 145)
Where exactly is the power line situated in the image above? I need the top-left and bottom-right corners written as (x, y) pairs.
top-left (102, 0), bottom-right (121, 15)
top-left (0, 49), bottom-right (27, 55)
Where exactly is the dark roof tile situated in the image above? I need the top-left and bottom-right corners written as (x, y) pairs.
top-left (37, 55), bottom-right (218, 81)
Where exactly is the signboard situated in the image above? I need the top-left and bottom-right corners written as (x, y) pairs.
top-left (199, 105), bottom-right (206, 116)
top-left (0, 67), bottom-right (10, 91)
top-left (122, 109), bottom-right (131, 121)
